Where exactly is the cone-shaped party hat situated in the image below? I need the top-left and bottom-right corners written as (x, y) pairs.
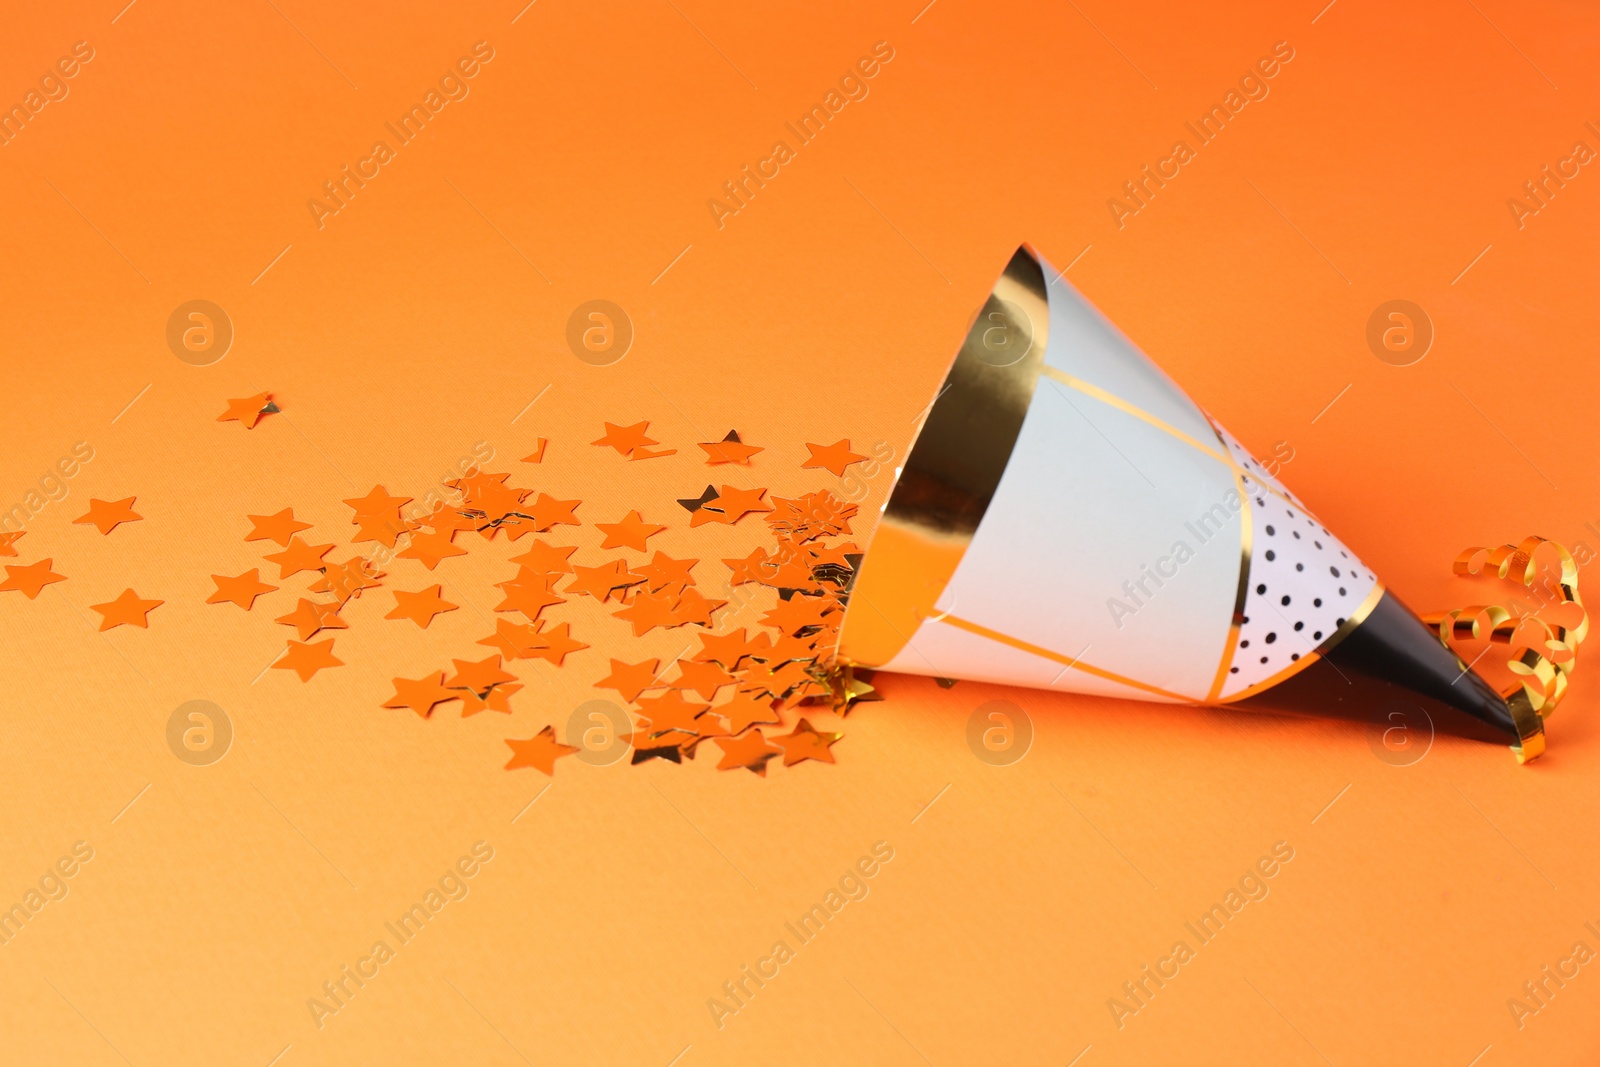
top-left (834, 245), bottom-right (1574, 761)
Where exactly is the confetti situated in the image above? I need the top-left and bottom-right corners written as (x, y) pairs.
top-left (218, 392), bottom-right (279, 429)
top-left (0, 559), bottom-right (66, 598)
top-left (90, 588), bottom-right (162, 630)
top-left (72, 497), bottom-right (142, 536)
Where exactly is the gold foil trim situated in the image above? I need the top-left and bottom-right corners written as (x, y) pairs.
top-left (836, 245), bottom-right (1050, 668)
top-left (939, 613), bottom-right (1193, 702)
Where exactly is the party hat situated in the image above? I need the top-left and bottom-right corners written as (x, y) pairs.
top-left (833, 245), bottom-right (1581, 761)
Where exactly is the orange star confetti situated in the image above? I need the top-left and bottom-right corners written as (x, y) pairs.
top-left (670, 588), bottom-right (725, 628)
top-left (635, 551), bottom-right (698, 591)
top-left (217, 392), bottom-right (279, 429)
top-left (89, 588), bottom-right (163, 630)
top-left (566, 560), bottom-right (643, 602)
top-left (343, 485), bottom-right (412, 515)
top-left (521, 438), bottom-right (549, 464)
top-left (382, 672), bottom-right (458, 718)
top-left (508, 539), bottom-right (577, 574)
top-left (274, 598), bottom-right (348, 640)
top-left (308, 556), bottom-right (383, 603)
top-left (385, 585), bottom-right (459, 628)
top-left (697, 429), bottom-right (763, 466)
top-left (669, 658), bottom-right (735, 700)
top-left (773, 718), bottom-right (842, 765)
top-left (525, 622), bottom-right (587, 666)
top-left (504, 725), bottom-right (579, 775)
top-left (526, 493), bottom-right (582, 531)
top-left (592, 420), bottom-right (658, 457)
top-left (396, 528), bottom-right (467, 570)
top-left (245, 508), bottom-right (311, 546)
top-left (477, 618), bottom-right (549, 660)
top-left (716, 693), bottom-right (783, 734)
top-left (0, 559), bottom-right (66, 598)
top-left (595, 658), bottom-right (662, 703)
top-left (691, 485), bottom-right (772, 527)
top-left (273, 638), bottom-right (344, 681)
top-left (612, 588), bottom-right (681, 637)
top-left (493, 571), bottom-right (565, 620)
top-left (207, 568), bottom-right (277, 609)
top-left (446, 653), bottom-right (517, 694)
top-left (262, 536), bottom-right (335, 579)
top-left (72, 497), bottom-right (142, 535)
top-left (693, 628), bottom-right (756, 668)
top-left (0, 531), bottom-right (23, 557)
top-left (634, 689), bottom-right (711, 736)
top-left (595, 510), bottom-right (666, 552)
top-left (712, 730), bottom-right (783, 775)
top-left (801, 439), bottom-right (868, 477)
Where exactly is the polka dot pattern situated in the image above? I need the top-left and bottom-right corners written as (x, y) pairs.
top-left (1218, 467), bottom-right (1379, 698)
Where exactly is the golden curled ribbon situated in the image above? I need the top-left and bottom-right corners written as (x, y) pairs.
top-left (1426, 536), bottom-right (1588, 762)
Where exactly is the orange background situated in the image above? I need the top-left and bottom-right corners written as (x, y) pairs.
top-left (2, 0), bottom-right (1598, 1063)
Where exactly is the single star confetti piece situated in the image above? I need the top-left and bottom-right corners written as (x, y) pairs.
top-left (801, 439), bottom-right (868, 477)
top-left (716, 692), bottom-right (784, 734)
top-left (0, 559), bottom-right (66, 598)
top-left (697, 429), bottom-right (763, 466)
top-left (493, 572), bottom-right (565, 620)
top-left (385, 584), bottom-right (459, 628)
top-left (712, 730), bottom-right (784, 775)
top-left (525, 622), bottom-right (587, 666)
top-left (677, 484), bottom-right (718, 513)
top-left (693, 628), bottom-right (756, 668)
top-left (612, 588), bottom-right (681, 636)
top-left (566, 560), bottom-right (643, 602)
top-left (446, 653), bottom-right (517, 694)
top-left (308, 556), bottom-right (384, 603)
top-left (668, 658), bottom-right (735, 700)
top-left (504, 725), bottom-right (579, 774)
top-left (592, 420), bottom-right (658, 457)
top-left (0, 531), bottom-right (24, 557)
top-left (217, 392), bottom-right (279, 429)
top-left (72, 497), bottom-right (142, 535)
top-left (595, 510), bottom-right (666, 552)
top-left (89, 588), bottom-right (163, 630)
top-left (382, 672), bottom-right (459, 718)
top-left (508, 539), bottom-right (577, 574)
top-left (274, 597), bottom-right (348, 640)
top-left (245, 508), bottom-right (312, 546)
top-left (352, 513), bottom-right (411, 548)
top-left (773, 718), bottom-right (842, 766)
top-left (628, 446), bottom-right (677, 461)
top-left (723, 548), bottom-right (774, 586)
top-left (521, 438), bottom-right (549, 464)
top-left (396, 528), bottom-right (467, 570)
top-left (634, 689), bottom-right (712, 736)
top-left (273, 638), bottom-right (344, 681)
top-left (476, 618), bottom-right (550, 660)
top-left (416, 503), bottom-right (478, 534)
top-left (261, 536), bottom-right (335, 579)
top-left (595, 658), bottom-right (663, 703)
top-left (670, 588), bottom-right (726, 628)
top-left (635, 551), bottom-right (698, 591)
top-left (691, 485), bottom-right (773, 527)
top-left (207, 568), bottom-right (277, 609)
top-left (761, 594), bottom-right (837, 635)
top-left (526, 493), bottom-right (582, 531)
top-left (343, 485), bottom-right (412, 516)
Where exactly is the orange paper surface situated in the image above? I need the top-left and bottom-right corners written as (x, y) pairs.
top-left (2, 1), bottom-right (1599, 1064)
